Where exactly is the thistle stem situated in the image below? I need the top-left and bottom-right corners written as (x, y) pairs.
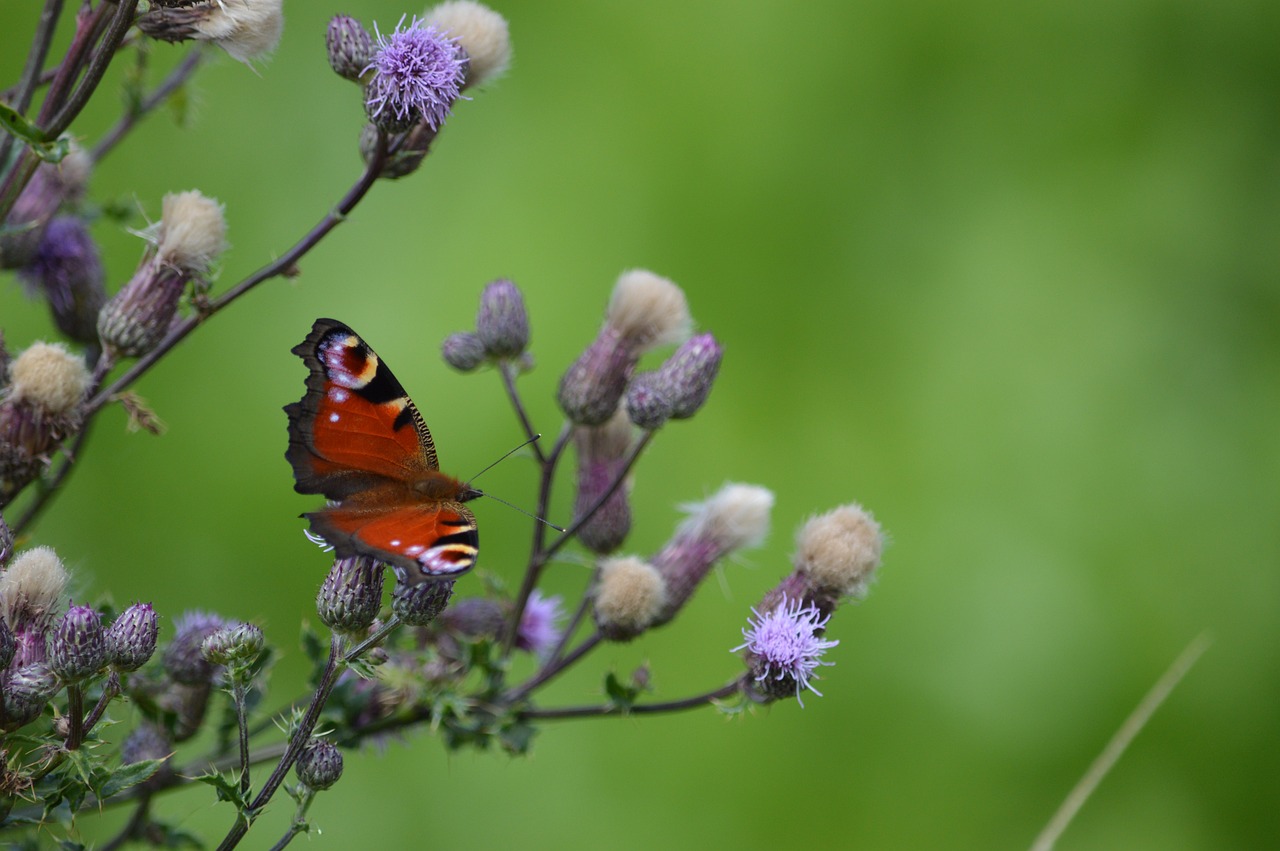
top-left (506, 631), bottom-right (602, 703)
top-left (519, 678), bottom-right (744, 720)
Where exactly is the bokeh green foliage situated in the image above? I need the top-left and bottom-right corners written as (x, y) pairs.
top-left (2, 0), bottom-right (1278, 847)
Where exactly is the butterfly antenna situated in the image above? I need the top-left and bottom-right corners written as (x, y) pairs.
top-left (467, 433), bottom-right (542, 483)
top-left (476, 490), bottom-right (567, 533)
top-left (466, 435), bottom-right (567, 532)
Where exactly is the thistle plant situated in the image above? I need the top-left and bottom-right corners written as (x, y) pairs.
top-left (0, 3), bottom-right (885, 847)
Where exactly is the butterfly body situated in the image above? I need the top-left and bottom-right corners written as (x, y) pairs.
top-left (286, 318), bottom-right (480, 582)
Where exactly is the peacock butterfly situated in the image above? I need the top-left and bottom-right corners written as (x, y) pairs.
top-left (285, 318), bottom-right (480, 582)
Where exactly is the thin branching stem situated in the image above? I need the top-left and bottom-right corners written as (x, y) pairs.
top-left (497, 361), bottom-right (546, 465)
top-left (92, 46), bottom-right (204, 163)
top-left (506, 631), bottom-right (602, 703)
top-left (0, 0), bottom-right (65, 174)
top-left (42, 0), bottom-right (140, 141)
top-left (65, 684), bottom-right (85, 750)
top-left (232, 684), bottom-right (252, 799)
top-left (520, 678), bottom-right (744, 720)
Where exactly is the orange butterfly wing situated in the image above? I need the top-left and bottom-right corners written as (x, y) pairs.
top-left (285, 319), bottom-right (479, 581)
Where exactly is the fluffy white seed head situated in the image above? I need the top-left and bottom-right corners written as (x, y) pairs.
top-left (0, 546), bottom-right (69, 631)
top-left (794, 503), bottom-right (884, 598)
top-left (605, 269), bottom-right (691, 351)
top-left (425, 1), bottom-right (511, 88)
top-left (156, 190), bottom-right (227, 273)
top-left (594, 556), bottom-right (667, 636)
top-left (677, 482), bottom-right (774, 552)
top-left (8, 341), bottom-right (90, 415)
top-left (194, 0), bottom-right (285, 63)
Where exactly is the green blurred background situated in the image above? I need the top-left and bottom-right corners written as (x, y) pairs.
top-left (3, 0), bottom-right (1279, 847)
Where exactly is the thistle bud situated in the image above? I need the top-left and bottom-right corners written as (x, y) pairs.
top-left (475, 279), bottom-right (530, 358)
top-left (98, 190), bottom-right (226, 358)
top-left (424, 1), bottom-right (511, 90)
top-left (593, 556), bottom-right (666, 641)
top-left (624, 371), bottom-right (672, 430)
top-left (441, 331), bottom-right (486, 372)
top-left (163, 611), bottom-right (226, 685)
top-left (47, 604), bottom-right (107, 684)
top-left (557, 269), bottom-right (690, 426)
top-left (316, 556), bottom-right (384, 634)
top-left (653, 483), bottom-right (773, 625)
top-left (121, 723), bottom-right (175, 789)
top-left (0, 546), bottom-right (69, 667)
top-left (296, 738), bottom-right (344, 791)
top-left (201, 622), bottom-right (264, 667)
top-left (391, 578), bottom-right (454, 626)
top-left (572, 408), bottom-right (634, 554)
top-left (17, 216), bottom-right (107, 345)
top-left (438, 596), bottom-right (505, 638)
top-left (106, 602), bottom-right (159, 672)
top-left (137, 0), bottom-right (284, 65)
top-left (1, 663), bottom-right (58, 729)
top-left (327, 15), bottom-right (374, 81)
top-left (360, 120), bottom-right (441, 180)
top-left (0, 149), bottom-right (91, 270)
top-left (654, 333), bottom-right (722, 419)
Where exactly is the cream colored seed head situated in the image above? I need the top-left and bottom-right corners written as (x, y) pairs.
top-left (677, 482), bottom-right (774, 552)
top-left (194, 0), bottom-right (284, 64)
top-left (8, 341), bottom-right (90, 414)
top-left (425, 1), bottom-right (511, 88)
top-left (794, 503), bottom-right (884, 598)
top-left (606, 269), bottom-right (691, 350)
top-left (0, 546), bottom-right (69, 631)
top-left (594, 556), bottom-right (667, 634)
top-left (157, 190), bottom-right (227, 272)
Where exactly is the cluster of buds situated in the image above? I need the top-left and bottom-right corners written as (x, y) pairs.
top-left (442, 278), bottom-right (531, 371)
top-left (0, 546), bottom-right (158, 730)
top-left (331, 3), bottom-right (510, 178)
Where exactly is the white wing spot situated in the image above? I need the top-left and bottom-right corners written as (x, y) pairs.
top-left (405, 544), bottom-right (424, 556)
top-left (329, 413), bottom-right (340, 422)
top-left (328, 388), bottom-right (350, 403)
top-left (389, 539), bottom-right (401, 547)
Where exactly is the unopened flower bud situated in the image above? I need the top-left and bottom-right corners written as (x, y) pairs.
top-left (424, 1), bottom-right (511, 89)
top-left (327, 15), bottom-right (374, 81)
top-left (137, 0), bottom-right (284, 65)
top-left (2, 663), bottom-right (58, 728)
top-left (18, 216), bottom-right (107, 345)
top-left (441, 331), bottom-right (486, 372)
top-left (163, 611), bottom-right (226, 685)
top-left (793, 503), bottom-right (884, 600)
top-left (655, 333), bottom-right (722, 419)
top-left (391, 578), bottom-right (454, 626)
top-left (48, 604), bottom-right (107, 684)
top-left (475, 279), bottom-right (529, 358)
top-left (593, 556), bottom-right (666, 641)
top-left (201, 622), bottom-right (264, 668)
top-left (653, 483), bottom-right (773, 625)
top-left (558, 270), bottom-right (690, 426)
top-left (296, 738), bottom-right (344, 790)
top-left (438, 596), bottom-right (505, 638)
top-left (0, 150), bottom-right (91, 270)
top-left (624, 371), bottom-right (672, 430)
top-left (98, 190), bottom-right (226, 358)
top-left (106, 602), bottom-right (159, 672)
top-left (121, 722), bottom-right (175, 789)
top-left (317, 556), bottom-right (384, 633)
top-left (573, 408), bottom-right (634, 554)
top-left (0, 546), bottom-right (69, 666)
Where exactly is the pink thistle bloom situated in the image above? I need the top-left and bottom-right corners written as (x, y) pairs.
top-left (516, 590), bottom-right (564, 660)
top-left (734, 595), bottom-right (839, 707)
top-left (365, 17), bottom-right (466, 131)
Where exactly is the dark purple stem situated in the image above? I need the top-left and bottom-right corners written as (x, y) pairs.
top-left (520, 678), bottom-right (744, 720)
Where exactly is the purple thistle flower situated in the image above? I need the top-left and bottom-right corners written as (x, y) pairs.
top-left (733, 595), bottom-right (839, 707)
top-left (516, 590), bottom-right (564, 659)
top-left (364, 17), bottom-right (466, 132)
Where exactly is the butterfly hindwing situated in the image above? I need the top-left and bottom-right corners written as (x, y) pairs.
top-left (286, 318), bottom-right (481, 583)
top-left (307, 500), bottom-right (479, 579)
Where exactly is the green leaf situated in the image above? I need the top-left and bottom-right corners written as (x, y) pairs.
top-left (0, 104), bottom-right (68, 162)
top-left (194, 770), bottom-right (249, 810)
top-left (98, 758), bottom-right (165, 799)
top-left (604, 671), bottom-right (641, 712)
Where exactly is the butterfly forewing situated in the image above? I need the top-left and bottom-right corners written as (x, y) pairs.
top-left (286, 318), bottom-right (479, 582)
